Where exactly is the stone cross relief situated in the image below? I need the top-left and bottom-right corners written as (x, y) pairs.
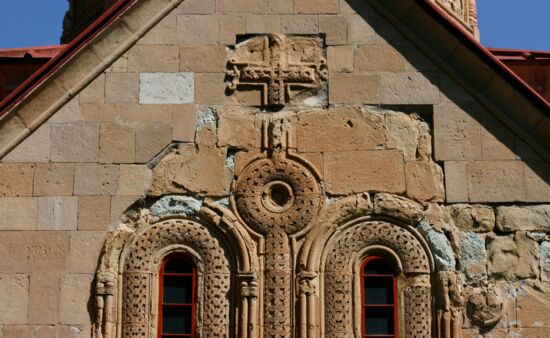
top-left (227, 33), bottom-right (328, 107)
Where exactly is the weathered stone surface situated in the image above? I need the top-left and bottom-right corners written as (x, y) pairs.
top-left (319, 15), bottom-right (347, 45)
top-left (294, 0), bottom-right (339, 14)
top-left (467, 161), bottom-right (526, 202)
top-left (280, 15), bottom-right (319, 34)
top-left (3, 123), bottom-right (50, 163)
top-left (173, 105), bottom-right (199, 142)
top-left (74, 164), bottom-right (119, 196)
top-left (405, 160), bottom-right (444, 202)
top-left (355, 43), bottom-right (407, 72)
top-left (217, 109), bottom-right (257, 148)
top-left (487, 235), bottom-right (518, 279)
top-left (380, 72), bottom-right (440, 104)
top-left (177, 15), bottom-right (219, 45)
top-left (118, 164), bottom-right (150, 196)
top-left (542, 241), bottom-right (550, 281)
top-left (444, 161), bottom-right (468, 203)
top-left (496, 206), bottom-right (550, 232)
top-left (33, 163), bottom-right (74, 196)
top-left (329, 73), bottom-right (379, 104)
top-left (347, 14), bottom-right (375, 44)
top-left (37, 196), bottom-right (78, 231)
top-left (385, 112), bottom-right (421, 160)
top-left (104, 72), bottom-right (139, 103)
top-left (135, 122), bottom-right (172, 162)
top-left (99, 123), bottom-right (135, 164)
top-left (139, 73), bottom-right (194, 104)
top-left (0, 197), bottom-right (37, 230)
top-left (0, 163), bottom-right (34, 197)
top-left (417, 221), bottom-right (456, 271)
top-left (448, 204), bottom-right (495, 232)
top-left (180, 46), bottom-right (226, 72)
top-left (296, 107), bottom-right (385, 152)
top-left (139, 12), bottom-right (177, 44)
top-left (59, 274), bottom-right (94, 324)
top-left (269, 0), bottom-right (293, 14)
top-left (110, 195), bottom-right (140, 222)
top-left (524, 160), bottom-right (550, 202)
top-left (80, 103), bottom-right (173, 123)
top-left (374, 193), bottom-right (423, 223)
top-left (327, 46), bottom-right (353, 72)
top-left (48, 98), bottom-right (82, 124)
top-left (77, 196), bottom-right (111, 231)
top-left (0, 274), bottom-right (29, 324)
top-left (219, 14), bottom-right (245, 45)
top-left (217, 0), bottom-right (268, 14)
top-left (195, 73), bottom-right (228, 105)
top-left (176, 0), bottom-right (215, 14)
top-left (244, 14), bottom-right (281, 33)
top-left (127, 45), bottom-right (179, 72)
top-left (80, 74), bottom-right (105, 104)
top-left (27, 273), bottom-right (59, 324)
top-left (515, 231), bottom-right (539, 279)
top-left (324, 150), bottom-right (405, 194)
top-left (517, 287), bottom-right (550, 328)
top-left (459, 232), bottom-right (487, 283)
top-left (69, 232), bottom-right (105, 273)
top-left (51, 123), bottom-right (99, 162)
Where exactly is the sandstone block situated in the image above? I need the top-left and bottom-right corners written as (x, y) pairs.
top-left (296, 107), bottom-right (385, 152)
top-left (16, 81), bottom-right (65, 127)
top-left (217, 109), bottom-right (258, 148)
top-left (319, 15), bottom-right (347, 45)
top-left (355, 43), bottom-right (407, 72)
top-left (104, 72), bottom-right (139, 103)
top-left (37, 196), bottom-right (78, 231)
top-left (448, 204), bottom-right (495, 232)
top-left (77, 196), bottom-right (111, 231)
top-left (515, 231), bottom-right (539, 279)
top-left (380, 72), bottom-right (440, 104)
top-left (434, 102), bottom-right (482, 161)
top-left (0, 274), bottom-right (29, 324)
top-left (524, 160), bottom-right (550, 202)
top-left (138, 12), bottom-right (177, 44)
top-left (487, 235), bottom-right (518, 279)
top-left (324, 150), bottom-right (405, 194)
top-left (217, 0), bottom-right (268, 14)
top-left (496, 205), bottom-right (550, 232)
top-left (294, 0), bottom-right (339, 14)
top-left (467, 161), bottom-right (525, 202)
top-left (444, 161), bottom-right (468, 203)
top-left (2, 325), bottom-right (32, 338)
top-left (268, 0), bottom-right (293, 13)
top-left (405, 160), bottom-right (445, 202)
top-left (0, 197), bottom-right (37, 230)
top-left (3, 124), bottom-right (50, 163)
top-left (135, 122), bottom-right (172, 162)
top-left (48, 97), bottom-right (82, 123)
top-left (111, 195), bottom-right (140, 222)
top-left (118, 164), bottom-right (150, 196)
top-left (74, 164), bottom-right (119, 196)
top-left (281, 15), bottom-right (319, 34)
top-left (69, 232), bottom-right (105, 273)
top-left (127, 45), bottom-right (179, 72)
top-left (385, 112), bottom-right (421, 160)
top-left (327, 46), bottom-right (353, 72)
top-left (177, 15), bottom-right (219, 45)
top-left (329, 73), bottom-right (379, 104)
top-left (173, 105), bottom-right (199, 142)
top-left (51, 123), bottom-right (99, 162)
top-left (480, 112), bottom-right (517, 160)
top-left (59, 274), bottom-right (94, 324)
top-left (180, 46), bottom-right (227, 72)
top-left (219, 14), bottom-right (245, 45)
top-left (139, 72), bottom-right (194, 105)
top-left (99, 123), bottom-right (136, 163)
top-left (0, 163), bottom-right (34, 197)
top-left (176, 0), bottom-right (215, 14)
top-left (27, 273), bottom-right (59, 324)
top-left (33, 163), bottom-right (75, 196)
top-left (374, 193), bottom-right (423, 223)
top-left (542, 241), bottom-right (550, 281)
top-left (516, 288), bottom-right (550, 328)
top-left (246, 14), bottom-right (281, 33)
top-left (347, 14), bottom-right (375, 44)
top-left (80, 103), bottom-right (173, 123)
top-left (80, 74), bottom-right (105, 104)
top-left (195, 73), bottom-right (228, 104)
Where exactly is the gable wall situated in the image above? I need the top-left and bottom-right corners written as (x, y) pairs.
top-left (0, 0), bottom-right (549, 337)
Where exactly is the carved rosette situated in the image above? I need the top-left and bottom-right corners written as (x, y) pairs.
top-left (235, 156), bottom-right (322, 235)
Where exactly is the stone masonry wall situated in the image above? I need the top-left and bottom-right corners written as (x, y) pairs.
top-left (0, 0), bottom-right (548, 337)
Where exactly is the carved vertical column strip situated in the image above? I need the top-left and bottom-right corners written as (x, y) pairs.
top-left (404, 285), bottom-right (432, 338)
top-left (297, 271), bottom-right (317, 338)
top-left (240, 273), bottom-right (259, 338)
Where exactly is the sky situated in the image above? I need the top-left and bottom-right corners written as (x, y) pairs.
top-left (0, 0), bottom-right (548, 50)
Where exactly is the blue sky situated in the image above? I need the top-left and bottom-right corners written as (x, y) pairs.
top-left (0, 0), bottom-right (548, 50)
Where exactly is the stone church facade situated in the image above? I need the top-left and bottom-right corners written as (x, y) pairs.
top-left (0, 0), bottom-right (548, 337)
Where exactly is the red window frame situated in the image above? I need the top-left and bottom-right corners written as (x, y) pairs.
top-left (158, 254), bottom-right (197, 338)
top-left (360, 256), bottom-right (398, 338)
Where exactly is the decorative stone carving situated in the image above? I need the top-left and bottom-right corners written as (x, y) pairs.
top-left (465, 284), bottom-right (504, 328)
top-left (436, 271), bottom-right (462, 338)
top-left (227, 33), bottom-right (328, 107)
top-left (404, 286), bottom-right (432, 337)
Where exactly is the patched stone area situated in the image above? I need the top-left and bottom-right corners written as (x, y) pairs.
top-left (139, 72), bottom-right (194, 104)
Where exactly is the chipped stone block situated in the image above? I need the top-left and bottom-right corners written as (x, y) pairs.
top-left (459, 232), bottom-right (487, 283)
top-left (0, 197), bottom-right (37, 231)
top-left (448, 204), bottom-right (495, 233)
top-left (487, 235), bottom-right (518, 279)
top-left (59, 274), bottom-right (94, 324)
top-left (135, 122), bottom-right (172, 163)
top-left (217, 109), bottom-right (257, 148)
top-left (77, 196), bottom-right (111, 231)
top-left (139, 72), bottom-right (194, 104)
top-left (405, 160), bottom-right (444, 202)
top-left (0, 163), bottom-right (34, 197)
top-left (496, 205), bottom-right (550, 232)
top-left (515, 231), bottom-right (539, 279)
top-left (37, 196), bottom-right (78, 231)
top-left (33, 163), bottom-right (75, 196)
top-left (173, 105), bottom-right (199, 143)
top-left (0, 274), bottom-right (29, 324)
top-left (385, 112), bottom-right (421, 160)
top-left (374, 193), bottom-right (423, 224)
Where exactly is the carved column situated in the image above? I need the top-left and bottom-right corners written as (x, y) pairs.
top-left (94, 272), bottom-right (117, 338)
top-left (436, 271), bottom-right (462, 338)
top-left (240, 273), bottom-right (260, 338)
top-left (297, 271), bottom-right (318, 338)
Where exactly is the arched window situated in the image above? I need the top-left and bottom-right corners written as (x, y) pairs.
top-left (158, 254), bottom-right (196, 337)
top-left (361, 256), bottom-right (398, 338)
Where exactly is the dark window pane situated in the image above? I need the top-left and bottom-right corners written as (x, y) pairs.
top-left (164, 258), bottom-right (194, 274)
top-left (163, 276), bottom-right (193, 304)
top-left (363, 259), bottom-right (393, 275)
top-left (364, 277), bottom-right (393, 305)
top-left (162, 306), bottom-right (192, 334)
top-left (364, 307), bottom-right (394, 335)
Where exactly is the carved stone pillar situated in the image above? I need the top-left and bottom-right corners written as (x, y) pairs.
top-left (94, 272), bottom-right (117, 338)
top-left (297, 271), bottom-right (318, 338)
top-left (436, 271), bottom-right (462, 338)
top-left (239, 273), bottom-right (260, 338)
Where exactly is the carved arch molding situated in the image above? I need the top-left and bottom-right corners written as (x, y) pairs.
top-left (94, 156), bottom-right (435, 338)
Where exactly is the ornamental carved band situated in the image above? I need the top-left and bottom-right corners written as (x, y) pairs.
top-left (122, 219), bottom-right (231, 337)
top-left (324, 221), bottom-right (432, 337)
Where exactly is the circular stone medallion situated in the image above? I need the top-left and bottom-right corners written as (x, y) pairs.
top-left (235, 157), bottom-right (322, 234)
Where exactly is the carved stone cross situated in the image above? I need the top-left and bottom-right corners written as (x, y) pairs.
top-left (227, 33), bottom-right (328, 107)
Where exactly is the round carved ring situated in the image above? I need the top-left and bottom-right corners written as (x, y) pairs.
top-left (235, 157), bottom-right (322, 234)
